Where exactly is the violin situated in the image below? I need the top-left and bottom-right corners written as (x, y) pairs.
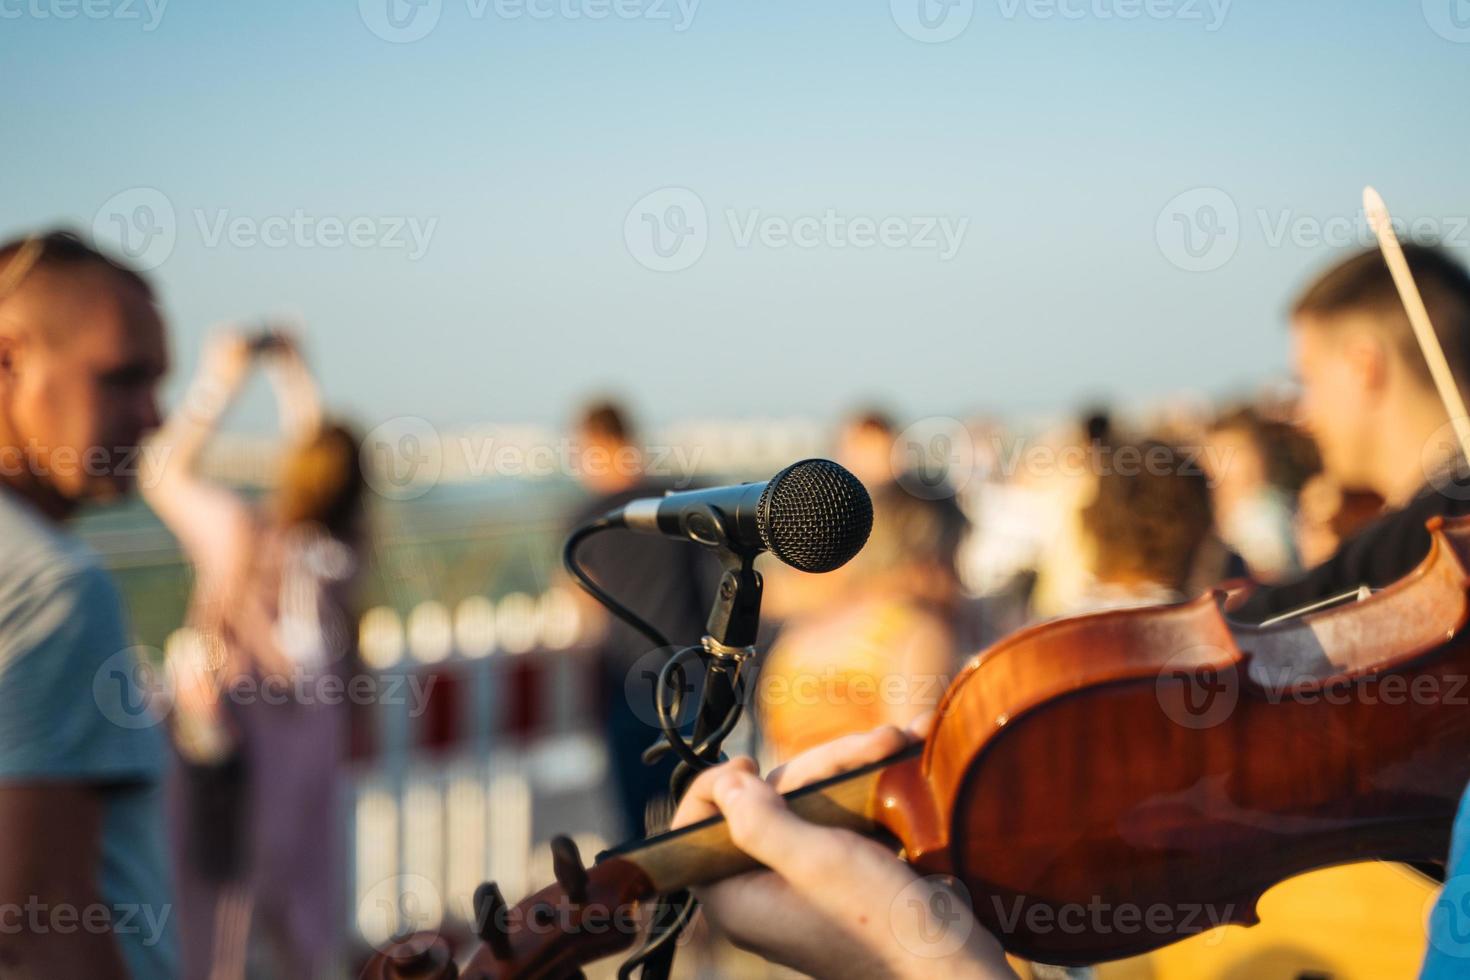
top-left (365, 513), bottom-right (1470, 979)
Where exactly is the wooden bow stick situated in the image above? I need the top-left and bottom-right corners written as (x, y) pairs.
top-left (1364, 185), bottom-right (1470, 469)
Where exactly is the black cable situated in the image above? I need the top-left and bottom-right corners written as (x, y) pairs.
top-left (654, 647), bottom-right (711, 771)
top-left (563, 516), bottom-right (672, 652)
top-left (565, 514), bottom-right (744, 980)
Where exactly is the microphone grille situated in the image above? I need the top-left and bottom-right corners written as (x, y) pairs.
top-left (756, 459), bottom-right (873, 573)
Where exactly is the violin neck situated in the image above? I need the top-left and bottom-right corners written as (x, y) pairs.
top-left (604, 742), bottom-right (923, 894)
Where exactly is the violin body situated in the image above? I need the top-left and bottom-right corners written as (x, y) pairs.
top-left (368, 516), bottom-right (1470, 978)
top-left (899, 513), bottom-right (1470, 963)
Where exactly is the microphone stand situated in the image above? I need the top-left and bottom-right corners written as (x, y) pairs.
top-left (626, 548), bottom-right (762, 980)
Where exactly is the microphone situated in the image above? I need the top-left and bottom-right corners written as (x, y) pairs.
top-left (609, 458), bottom-right (873, 573)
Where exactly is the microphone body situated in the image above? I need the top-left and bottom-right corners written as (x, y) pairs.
top-left (620, 482), bottom-right (766, 554)
top-left (606, 459), bottom-right (873, 574)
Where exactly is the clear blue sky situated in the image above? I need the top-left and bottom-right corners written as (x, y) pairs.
top-left (4, 0), bottom-right (1468, 431)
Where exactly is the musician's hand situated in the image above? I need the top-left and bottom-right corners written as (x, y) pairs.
top-left (671, 723), bottom-right (1016, 980)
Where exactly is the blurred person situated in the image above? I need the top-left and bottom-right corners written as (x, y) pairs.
top-left (1294, 473), bottom-right (1384, 570)
top-left (837, 407), bottom-right (898, 492)
top-left (142, 330), bottom-right (364, 980)
top-left (1202, 408), bottom-right (1300, 582)
top-left (564, 399), bottom-right (711, 838)
top-left (0, 231), bottom-right (176, 978)
top-left (759, 407), bottom-right (895, 627)
top-left (1234, 243), bottom-right (1470, 623)
top-left (1069, 441), bottom-right (1215, 612)
top-left (757, 482), bottom-right (968, 763)
top-left (1025, 416), bottom-right (1107, 619)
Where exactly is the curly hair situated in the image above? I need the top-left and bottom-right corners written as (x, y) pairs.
top-left (1081, 441), bottom-right (1214, 592)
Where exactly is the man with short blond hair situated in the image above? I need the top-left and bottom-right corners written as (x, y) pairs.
top-left (0, 231), bottom-right (176, 978)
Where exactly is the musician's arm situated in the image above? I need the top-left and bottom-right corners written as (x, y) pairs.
top-left (1231, 494), bottom-right (1439, 624)
top-left (672, 725), bottom-right (1017, 980)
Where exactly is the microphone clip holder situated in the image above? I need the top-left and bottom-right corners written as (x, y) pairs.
top-left (621, 549), bottom-right (763, 980)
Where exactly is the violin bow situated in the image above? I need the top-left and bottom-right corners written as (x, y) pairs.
top-left (1363, 186), bottom-right (1470, 467)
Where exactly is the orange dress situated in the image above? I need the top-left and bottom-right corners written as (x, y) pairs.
top-left (758, 598), bottom-right (950, 764)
